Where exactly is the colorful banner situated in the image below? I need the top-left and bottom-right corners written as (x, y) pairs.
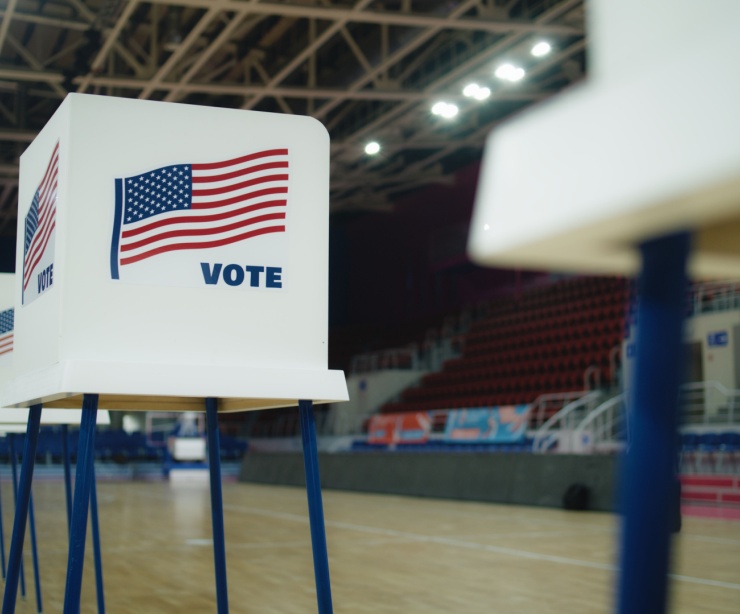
top-left (368, 412), bottom-right (431, 445)
top-left (444, 405), bottom-right (530, 443)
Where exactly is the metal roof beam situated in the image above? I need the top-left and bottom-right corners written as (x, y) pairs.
top-left (162, 12), bottom-right (254, 102)
top-left (65, 0), bottom-right (146, 76)
top-left (6, 33), bottom-right (68, 97)
top-left (331, 37), bottom-right (586, 200)
top-left (0, 8), bottom-right (88, 30)
top-left (138, 6), bottom-right (222, 99)
top-left (0, 128), bottom-right (37, 142)
top-left (329, 0), bottom-right (582, 154)
top-left (146, 0), bottom-right (583, 36)
top-left (313, 0), bottom-right (481, 121)
top-left (0, 0), bottom-right (19, 54)
top-left (0, 66), bottom-right (546, 103)
top-left (241, 0), bottom-right (375, 110)
top-left (77, 0), bottom-right (140, 93)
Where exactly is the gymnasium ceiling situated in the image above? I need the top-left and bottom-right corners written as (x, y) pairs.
top-left (0, 0), bottom-right (585, 235)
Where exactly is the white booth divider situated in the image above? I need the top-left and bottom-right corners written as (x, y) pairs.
top-left (467, 3), bottom-right (740, 614)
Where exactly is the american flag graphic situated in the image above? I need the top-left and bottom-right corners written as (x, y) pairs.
top-left (23, 142), bottom-right (59, 293)
top-left (110, 148), bottom-right (288, 279)
top-left (0, 308), bottom-right (13, 357)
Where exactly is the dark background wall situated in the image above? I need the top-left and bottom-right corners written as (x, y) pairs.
top-left (0, 238), bottom-right (14, 273)
top-left (240, 452), bottom-right (618, 512)
top-left (328, 162), bottom-right (547, 369)
top-left (329, 163), bottom-right (543, 329)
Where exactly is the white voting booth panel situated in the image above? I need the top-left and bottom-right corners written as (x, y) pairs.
top-left (0, 273), bottom-right (13, 368)
top-left (467, 0), bottom-right (740, 277)
top-left (5, 94), bottom-right (348, 412)
top-left (0, 273), bottom-right (111, 424)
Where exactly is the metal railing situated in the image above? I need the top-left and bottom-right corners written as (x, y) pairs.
top-left (681, 381), bottom-right (739, 424)
top-left (532, 391), bottom-right (604, 453)
top-left (537, 382), bottom-right (740, 455)
top-left (529, 391), bottom-right (592, 429)
top-left (350, 346), bottom-right (420, 374)
top-left (688, 280), bottom-right (740, 316)
top-left (572, 393), bottom-right (627, 454)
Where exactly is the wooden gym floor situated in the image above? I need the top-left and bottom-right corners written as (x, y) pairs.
top-left (3, 479), bottom-right (739, 613)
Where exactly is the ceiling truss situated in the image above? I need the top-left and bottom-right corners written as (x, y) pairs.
top-left (0, 0), bottom-right (585, 231)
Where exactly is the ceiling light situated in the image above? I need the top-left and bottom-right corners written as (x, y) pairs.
top-left (495, 63), bottom-right (526, 82)
top-left (463, 83), bottom-right (480, 98)
top-left (364, 141), bottom-right (380, 155)
top-left (473, 86), bottom-right (491, 101)
top-left (531, 41), bottom-right (552, 57)
top-left (431, 101), bottom-right (447, 116)
top-left (431, 101), bottom-right (458, 119)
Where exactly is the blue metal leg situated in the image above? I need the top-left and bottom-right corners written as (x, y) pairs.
top-left (8, 433), bottom-right (27, 599)
top-left (0, 462), bottom-right (6, 580)
top-left (61, 424), bottom-right (72, 535)
top-left (90, 464), bottom-right (105, 614)
top-left (617, 232), bottom-right (690, 614)
top-left (63, 394), bottom-right (98, 614)
top-left (205, 399), bottom-right (229, 614)
top-left (299, 400), bottom-right (333, 614)
top-left (2, 405), bottom-right (42, 614)
top-left (29, 491), bottom-right (43, 613)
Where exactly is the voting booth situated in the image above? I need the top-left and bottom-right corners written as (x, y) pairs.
top-left (468, 2), bottom-right (740, 613)
top-left (3, 94), bottom-right (347, 614)
top-left (4, 92), bottom-right (347, 413)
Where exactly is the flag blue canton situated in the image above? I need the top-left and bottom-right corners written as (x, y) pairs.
top-left (0, 308), bottom-right (13, 334)
top-left (123, 164), bottom-right (193, 224)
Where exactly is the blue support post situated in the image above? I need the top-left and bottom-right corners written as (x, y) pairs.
top-left (299, 400), bottom-right (333, 614)
top-left (617, 232), bottom-right (690, 614)
top-left (2, 405), bottom-right (42, 614)
top-left (63, 394), bottom-right (98, 614)
top-left (90, 464), bottom-right (105, 614)
top-left (205, 398), bottom-right (229, 614)
top-left (0, 463), bottom-right (6, 580)
top-left (61, 424), bottom-right (72, 534)
top-left (8, 433), bottom-right (27, 599)
top-left (29, 491), bottom-right (43, 613)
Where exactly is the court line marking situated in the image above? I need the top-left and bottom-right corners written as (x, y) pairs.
top-left (223, 503), bottom-right (740, 591)
top-left (683, 535), bottom-right (740, 546)
top-left (132, 488), bottom-right (740, 591)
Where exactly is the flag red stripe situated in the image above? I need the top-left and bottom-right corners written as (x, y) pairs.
top-left (121, 200), bottom-right (286, 239)
top-left (37, 142), bottom-right (59, 198)
top-left (191, 161), bottom-right (288, 184)
top-left (191, 149), bottom-right (288, 171)
top-left (119, 226), bottom-right (285, 266)
top-left (120, 212), bottom-right (286, 252)
top-left (23, 217), bottom-right (56, 290)
top-left (0, 346), bottom-right (13, 356)
top-left (23, 203), bottom-right (54, 283)
top-left (25, 161), bottom-right (58, 273)
top-left (24, 213), bottom-right (55, 288)
top-left (37, 164), bottom-right (58, 216)
top-left (191, 173), bottom-right (288, 197)
top-left (0, 339), bottom-right (12, 350)
top-left (24, 212), bottom-right (56, 288)
top-left (34, 176), bottom-right (57, 237)
top-left (191, 187), bottom-right (287, 209)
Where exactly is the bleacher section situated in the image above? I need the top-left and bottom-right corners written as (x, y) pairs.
top-left (382, 277), bottom-right (628, 416)
top-left (0, 427), bottom-right (248, 464)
